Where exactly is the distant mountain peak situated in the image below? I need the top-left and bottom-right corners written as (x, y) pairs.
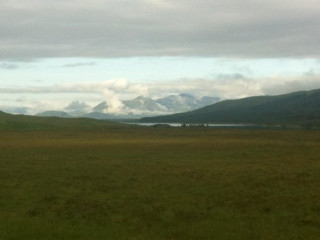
top-left (92, 101), bottom-right (108, 112)
top-left (134, 96), bottom-right (151, 104)
top-left (179, 93), bottom-right (193, 98)
top-left (36, 111), bottom-right (70, 118)
top-left (135, 95), bottom-right (148, 99)
top-left (156, 93), bottom-right (220, 113)
top-left (123, 96), bottom-right (166, 112)
top-left (42, 93), bottom-right (220, 120)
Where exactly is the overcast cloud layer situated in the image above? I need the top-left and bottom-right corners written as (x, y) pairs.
top-left (1, 0), bottom-right (320, 115)
top-left (1, 0), bottom-right (320, 59)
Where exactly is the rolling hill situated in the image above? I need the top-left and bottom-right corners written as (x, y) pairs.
top-left (141, 89), bottom-right (320, 126)
top-left (36, 111), bottom-right (71, 118)
top-left (0, 111), bottom-right (124, 131)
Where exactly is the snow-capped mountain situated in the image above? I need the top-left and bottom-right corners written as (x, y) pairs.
top-left (156, 93), bottom-right (220, 112)
top-left (91, 96), bottom-right (167, 114)
top-left (91, 94), bottom-right (220, 115)
top-left (65, 101), bottom-right (91, 116)
top-left (36, 93), bottom-right (220, 119)
top-left (92, 101), bottom-right (108, 112)
top-left (123, 96), bottom-right (167, 112)
top-left (199, 96), bottom-right (221, 106)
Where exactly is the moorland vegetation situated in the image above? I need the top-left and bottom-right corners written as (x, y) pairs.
top-left (0, 113), bottom-right (320, 239)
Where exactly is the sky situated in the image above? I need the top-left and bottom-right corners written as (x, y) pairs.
top-left (1, 0), bottom-right (320, 114)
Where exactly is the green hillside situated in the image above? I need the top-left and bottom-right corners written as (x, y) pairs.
top-left (0, 111), bottom-right (124, 131)
top-left (141, 89), bottom-right (320, 126)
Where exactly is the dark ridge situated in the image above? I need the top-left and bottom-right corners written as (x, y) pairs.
top-left (141, 88), bottom-right (320, 127)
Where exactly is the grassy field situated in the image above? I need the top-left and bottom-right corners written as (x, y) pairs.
top-left (1, 126), bottom-right (320, 239)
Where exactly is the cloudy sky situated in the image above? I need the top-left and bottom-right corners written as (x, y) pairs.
top-left (1, 0), bottom-right (320, 114)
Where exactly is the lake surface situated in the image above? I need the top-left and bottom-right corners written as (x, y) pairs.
top-left (125, 122), bottom-right (257, 128)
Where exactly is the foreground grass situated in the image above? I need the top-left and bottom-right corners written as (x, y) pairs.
top-left (1, 127), bottom-right (320, 239)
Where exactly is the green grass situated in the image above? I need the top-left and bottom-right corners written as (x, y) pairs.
top-left (0, 112), bottom-right (126, 131)
top-left (1, 127), bottom-right (320, 239)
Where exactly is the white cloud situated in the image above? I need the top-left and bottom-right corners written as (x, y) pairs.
top-left (144, 0), bottom-right (175, 9)
top-left (1, 0), bottom-right (320, 59)
top-left (0, 63), bottom-right (19, 69)
top-left (128, 84), bottom-right (149, 97)
top-left (260, 75), bottom-right (320, 95)
top-left (62, 62), bottom-right (95, 68)
top-left (100, 88), bottom-right (124, 114)
top-left (1, 73), bottom-right (320, 115)
top-left (146, 78), bottom-right (263, 99)
top-left (65, 101), bottom-right (91, 112)
top-left (1, 74), bottom-right (319, 99)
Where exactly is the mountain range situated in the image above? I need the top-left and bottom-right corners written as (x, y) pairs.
top-left (36, 93), bottom-right (220, 119)
top-left (3, 88), bottom-right (320, 128)
top-left (141, 88), bottom-right (320, 126)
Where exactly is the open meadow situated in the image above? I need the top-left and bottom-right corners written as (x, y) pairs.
top-left (1, 126), bottom-right (320, 239)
